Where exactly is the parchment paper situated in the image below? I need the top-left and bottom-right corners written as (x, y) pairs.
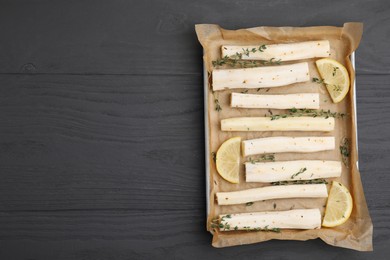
top-left (195, 23), bottom-right (373, 251)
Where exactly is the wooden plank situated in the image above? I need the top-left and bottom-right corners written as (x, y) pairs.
top-left (355, 74), bottom-right (390, 213)
top-left (0, 209), bottom-right (388, 259)
top-left (0, 0), bottom-right (389, 258)
top-left (0, 74), bottom-right (205, 211)
top-left (0, 74), bottom-right (389, 212)
top-left (0, 0), bottom-right (388, 75)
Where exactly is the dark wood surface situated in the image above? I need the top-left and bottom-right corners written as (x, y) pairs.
top-left (0, 0), bottom-right (389, 259)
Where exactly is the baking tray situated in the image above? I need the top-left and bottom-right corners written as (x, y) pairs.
top-left (204, 53), bottom-right (358, 216)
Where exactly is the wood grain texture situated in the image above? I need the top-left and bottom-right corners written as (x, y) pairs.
top-left (0, 75), bottom-right (205, 211)
top-left (0, 209), bottom-right (388, 259)
top-left (0, 0), bottom-right (389, 75)
top-left (0, 0), bottom-right (389, 259)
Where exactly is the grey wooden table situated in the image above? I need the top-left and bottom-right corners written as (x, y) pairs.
top-left (0, 0), bottom-right (389, 259)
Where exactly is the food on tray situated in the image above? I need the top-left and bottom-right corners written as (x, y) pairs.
top-left (231, 93), bottom-right (320, 109)
top-left (242, 136), bottom-right (335, 156)
top-left (196, 22), bottom-right (371, 250)
top-left (315, 58), bottom-right (350, 103)
top-left (322, 181), bottom-right (353, 227)
top-left (215, 137), bottom-right (241, 184)
top-left (221, 117), bottom-right (335, 132)
top-left (212, 62), bottom-right (310, 91)
top-left (218, 209), bottom-right (322, 231)
top-left (245, 160), bottom-right (342, 182)
top-left (222, 41), bottom-right (330, 62)
top-left (216, 184), bottom-right (328, 205)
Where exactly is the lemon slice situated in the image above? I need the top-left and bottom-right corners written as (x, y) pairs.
top-left (315, 58), bottom-right (350, 103)
top-left (322, 181), bottom-right (353, 227)
top-left (216, 137), bottom-right (241, 183)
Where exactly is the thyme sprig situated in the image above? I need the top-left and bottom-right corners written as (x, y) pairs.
top-left (212, 45), bottom-right (284, 68)
top-left (231, 45), bottom-right (267, 59)
top-left (212, 58), bottom-right (281, 68)
top-left (270, 108), bottom-right (347, 120)
top-left (216, 215), bottom-right (232, 231)
top-left (212, 91), bottom-right (222, 112)
top-left (291, 167), bottom-right (307, 179)
top-left (313, 77), bottom-right (343, 93)
top-left (271, 178), bottom-right (328, 186)
top-left (262, 58), bottom-right (282, 65)
top-left (333, 85), bottom-right (341, 92)
top-left (212, 45), bottom-right (266, 67)
top-left (211, 215), bottom-right (281, 233)
top-left (340, 137), bottom-right (350, 167)
top-left (211, 152), bottom-right (216, 163)
top-left (243, 225), bottom-right (281, 233)
top-left (312, 77), bottom-right (324, 84)
top-left (248, 154), bottom-right (275, 164)
top-left (210, 217), bottom-right (219, 229)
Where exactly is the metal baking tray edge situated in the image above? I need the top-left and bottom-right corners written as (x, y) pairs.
top-left (204, 52), bottom-right (358, 216)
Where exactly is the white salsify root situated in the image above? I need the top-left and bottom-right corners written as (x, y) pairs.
top-left (212, 62), bottom-right (310, 91)
top-left (216, 184), bottom-right (328, 206)
top-left (219, 208), bottom-right (322, 231)
top-left (222, 40), bottom-right (330, 62)
top-left (242, 136), bottom-right (335, 156)
top-left (245, 160), bottom-right (342, 182)
top-left (221, 117), bottom-right (335, 132)
top-left (231, 92), bottom-right (320, 109)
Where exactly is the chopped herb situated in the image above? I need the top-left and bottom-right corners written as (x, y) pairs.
top-left (333, 67), bottom-right (339, 76)
top-left (212, 91), bottom-right (222, 112)
top-left (246, 202), bottom-right (254, 206)
top-left (241, 89), bottom-right (249, 94)
top-left (340, 137), bottom-right (350, 167)
top-left (273, 203), bottom-right (277, 209)
top-left (214, 99), bottom-right (222, 112)
top-left (291, 167), bottom-right (307, 179)
top-left (333, 84), bottom-right (342, 92)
